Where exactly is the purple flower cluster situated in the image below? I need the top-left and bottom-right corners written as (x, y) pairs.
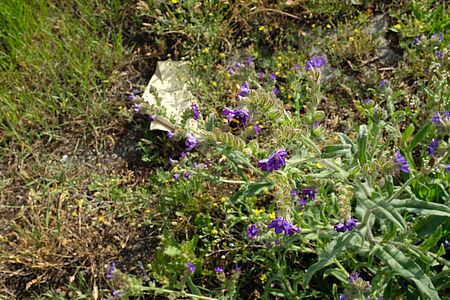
top-left (348, 271), bottom-right (360, 282)
top-left (238, 81), bottom-right (250, 99)
top-left (132, 103), bottom-right (140, 113)
top-left (431, 111), bottom-right (450, 124)
top-left (446, 164), bottom-right (450, 173)
top-left (222, 108), bottom-right (250, 127)
top-left (191, 103), bottom-right (200, 120)
top-left (247, 224), bottom-right (259, 239)
top-left (105, 262), bottom-right (116, 280)
top-left (426, 138), bottom-right (439, 157)
top-left (334, 218), bottom-right (358, 233)
top-left (436, 50), bottom-right (443, 59)
top-left (268, 218), bottom-right (300, 235)
top-left (394, 151), bottom-right (410, 173)
top-left (305, 56), bottom-right (326, 71)
top-left (292, 188), bottom-right (317, 206)
top-left (186, 262), bottom-right (196, 273)
top-left (185, 133), bottom-right (198, 151)
top-left (432, 33), bottom-right (444, 41)
top-left (257, 150), bottom-right (287, 172)
top-left (214, 266), bottom-right (224, 273)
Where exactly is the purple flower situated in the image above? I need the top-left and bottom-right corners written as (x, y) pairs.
top-left (305, 56), bottom-right (326, 71)
top-left (167, 131), bottom-right (174, 140)
top-left (258, 71), bottom-right (264, 79)
top-left (444, 240), bottom-right (450, 249)
top-left (345, 218), bottom-right (358, 231)
top-left (272, 87), bottom-right (279, 96)
top-left (238, 81), bottom-right (250, 99)
top-left (394, 151), bottom-right (410, 173)
top-left (246, 57), bottom-right (254, 63)
top-left (228, 69), bottom-right (235, 76)
top-left (186, 262), bottom-right (196, 273)
top-left (181, 151), bottom-right (187, 158)
top-left (436, 50), bottom-right (443, 59)
top-left (339, 294), bottom-right (348, 300)
top-left (291, 189), bottom-right (298, 197)
top-left (297, 198), bottom-right (307, 206)
top-left (222, 108), bottom-right (250, 127)
top-left (191, 103), bottom-right (200, 120)
top-left (111, 289), bottom-right (120, 298)
top-left (257, 150), bottom-right (288, 173)
top-left (184, 171), bottom-right (191, 179)
top-left (149, 115), bottom-right (156, 121)
top-left (247, 224), bottom-right (259, 239)
top-left (431, 112), bottom-right (441, 123)
top-left (253, 124), bottom-right (261, 135)
top-left (168, 157), bottom-right (175, 165)
top-left (235, 62), bottom-right (242, 68)
top-left (173, 173), bottom-right (180, 180)
top-left (294, 64), bottom-right (300, 70)
top-left (426, 138), bottom-right (439, 157)
top-left (379, 80), bottom-right (387, 87)
top-left (127, 93), bottom-right (136, 101)
top-left (214, 266), bottom-right (224, 273)
top-left (413, 36), bottom-right (421, 44)
top-left (432, 33), bottom-right (444, 41)
top-left (301, 188), bottom-right (316, 200)
top-left (348, 272), bottom-right (360, 282)
top-left (424, 67), bottom-right (430, 73)
top-left (363, 97), bottom-right (371, 103)
top-left (267, 218), bottom-right (300, 235)
top-left (106, 262), bottom-right (116, 280)
top-left (133, 103), bottom-right (140, 113)
top-left (270, 73), bottom-right (277, 80)
top-left (444, 111), bottom-right (450, 118)
top-left (334, 222), bottom-right (346, 232)
top-left (446, 164), bottom-right (450, 173)
top-left (185, 133), bottom-right (198, 151)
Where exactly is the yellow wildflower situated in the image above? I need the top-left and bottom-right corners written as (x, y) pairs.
top-left (260, 273), bottom-right (267, 283)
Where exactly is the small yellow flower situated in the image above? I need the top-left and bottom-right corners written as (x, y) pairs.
top-left (209, 12), bottom-right (213, 17)
top-left (326, 24), bottom-right (331, 29)
top-left (211, 228), bottom-right (218, 235)
top-left (275, 71), bottom-right (280, 76)
top-left (394, 23), bottom-right (401, 29)
top-left (354, 28), bottom-right (360, 34)
top-left (225, 72), bottom-right (231, 78)
top-left (171, 0), bottom-right (178, 3)
top-left (212, 81), bottom-right (217, 87)
top-left (277, 63), bottom-right (282, 68)
top-left (288, 94), bottom-right (292, 99)
top-left (219, 53), bottom-right (225, 58)
top-left (316, 162), bottom-right (325, 169)
top-left (258, 26), bottom-right (265, 31)
top-left (269, 211), bottom-right (276, 219)
top-left (167, 53), bottom-right (172, 58)
top-left (277, 56), bottom-right (282, 60)
top-left (203, 65), bottom-right (208, 70)
top-left (99, 215), bottom-right (105, 222)
top-left (254, 208), bottom-right (265, 215)
top-left (414, 19), bottom-right (421, 25)
top-left (203, 48), bottom-right (209, 54)
top-left (260, 273), bottom-right (267, 283)
top-left (220, 197), bottom-right (226, 202)
top-left (312, 24), bottom-right (316, 28)
top-left (145, 209), bottom-right (151, 213)
top-left (349, 36), bottom-right (354, 42)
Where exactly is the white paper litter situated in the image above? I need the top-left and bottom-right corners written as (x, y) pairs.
top-left (142, 61), bottom-right (198, 132)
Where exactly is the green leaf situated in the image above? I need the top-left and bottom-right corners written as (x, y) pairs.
top-left (339, 134), bottom-right (356, 154)
top-left (206, 112), bottom-right (215, 131)
top-left (356, 125), bottom-right (368, 165)
top-left (303, 231), bottom-right (359, 286)
top-left (401, 123), bottom-right (415, 145)
top-left (419, 226), bottom-right (442, 251)
top-left (407, 122), bottom-right (432, 151)
top-left (186, 277), bottom-right (201, 296)
top-left (364, 198), bottom-right (406, 232)
top-left (229, 181), bottom-right (272, 204)
top-left (321, 144), bottom-right (352, 158)
top-left (390, 197), bottom-right (450, 217)
top-left (164, 246), bottom-right (181, 257)
top-left (374, 244), bottom-right (439, 300)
